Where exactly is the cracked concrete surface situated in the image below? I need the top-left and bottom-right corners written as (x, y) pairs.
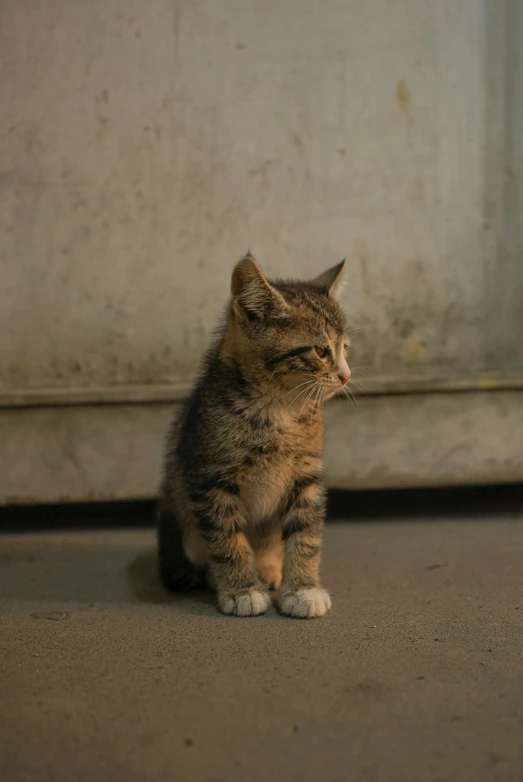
top-left (1, 512), bottom-right (522, 782)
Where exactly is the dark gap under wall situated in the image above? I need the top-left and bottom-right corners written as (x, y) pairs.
top-left (0, 484), bottom-right (522, 533)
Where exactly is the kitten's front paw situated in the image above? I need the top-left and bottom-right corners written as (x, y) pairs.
top-left (218, 589), bottom-right (270, 617)
top-left (279, 587), bottom-right (331, 619)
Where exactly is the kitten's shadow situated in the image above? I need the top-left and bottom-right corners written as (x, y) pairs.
top-left (125, 551), bottom-right (216, 614)
top-left (125, 552), bottom-right (285, 618)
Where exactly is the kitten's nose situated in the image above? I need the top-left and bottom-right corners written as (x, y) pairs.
top-left (338, 369), bottom-right (351, 385)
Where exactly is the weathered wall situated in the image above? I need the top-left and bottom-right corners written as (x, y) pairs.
top-left (2, 0), bottom-right (521, 392)
top-left (0, 0), bottom-right (522, 501)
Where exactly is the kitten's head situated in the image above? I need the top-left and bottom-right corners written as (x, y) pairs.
top-left (227, 253), bottom-right (351, 405)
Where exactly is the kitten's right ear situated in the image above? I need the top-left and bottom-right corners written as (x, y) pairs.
top-left (310, 259), bottom-right (346, 299)
top-left (231, 255), bottom-right (289, 320)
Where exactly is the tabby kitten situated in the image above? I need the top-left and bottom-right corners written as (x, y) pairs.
top-left (157, 254), bottom-right (350, 618)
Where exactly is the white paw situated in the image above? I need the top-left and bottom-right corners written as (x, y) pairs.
top-left (218, 589), bottom-right (270, 617)
top-left (279, 587), bottom-right (331, 619)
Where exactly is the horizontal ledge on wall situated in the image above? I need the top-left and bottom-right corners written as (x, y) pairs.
top-left (2, 390), bottom-right (523, 504)
top-left (1, 372), bottom-right (522, 409)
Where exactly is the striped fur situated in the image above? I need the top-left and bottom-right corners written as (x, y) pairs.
top-left (157, 254), bottom-right (350, 618)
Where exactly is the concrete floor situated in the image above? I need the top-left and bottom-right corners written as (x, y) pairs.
top-left (1, 509), bottom-right (522, 782)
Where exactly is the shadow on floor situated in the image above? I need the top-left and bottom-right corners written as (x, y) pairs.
top-left (0, 541), bottom-right (217, 613)
top-left (125, 550), bottom-right (214, 611)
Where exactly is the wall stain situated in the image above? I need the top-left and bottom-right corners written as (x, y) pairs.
top-left (401, 337), bottom-right (426, 362)
top-left (476, 376), bottom-right (499, 390)
top-left (248, 159), bottom-right (273, 177)
top-left (396, 79), bottom-right (412, 123)
top-left (393, 316), bottom-right (415, 339)
top-left (354, 238), bottom-right (371, 298)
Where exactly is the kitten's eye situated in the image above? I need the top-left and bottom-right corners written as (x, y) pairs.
top-left (314, 346), bottom-right (328, 359)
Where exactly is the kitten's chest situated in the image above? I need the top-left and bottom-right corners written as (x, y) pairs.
top-left (240, 457), bottom-right (293, 524)
top-left (238, 413), bottom-right (323, 524)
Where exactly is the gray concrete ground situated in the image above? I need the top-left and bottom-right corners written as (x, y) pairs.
top-left (1, 510), bottom-right (522, 782)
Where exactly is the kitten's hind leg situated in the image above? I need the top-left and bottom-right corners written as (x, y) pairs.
top-left (157, 503), bottom-right (204, 592)
top-left (253, 527), bottom-right (284, 591)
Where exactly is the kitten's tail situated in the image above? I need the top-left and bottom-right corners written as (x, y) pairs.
top-left (157, 502), bottom-right (204, 592)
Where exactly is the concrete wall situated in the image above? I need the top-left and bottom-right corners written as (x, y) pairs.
top-left (1, 0), bottom-right (522, 502)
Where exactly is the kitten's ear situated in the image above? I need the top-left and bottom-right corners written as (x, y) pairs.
top-left (231, 254), bottom-right (289, 320)
top-left (310, 259), bottom-right (346, 299)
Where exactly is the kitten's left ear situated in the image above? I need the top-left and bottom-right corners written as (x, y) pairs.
top-left (231, 254), bottom-right (289, 320)
top-left (309, 259), bottom-right (346, 299)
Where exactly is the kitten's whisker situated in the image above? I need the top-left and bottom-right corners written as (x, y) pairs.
top-left (341, 385), bottom-right (359, 407)
top-left (298, 383), bottom-right (320, 417)
top-left (342, 387), bottom-right (353, 406)
top-left (346, 309), bottom-right (368, 325)
top-left (312, 383), bottom-right (325, 408)
top-left (285, 381), bottom-right (317, 409)
top-left (311, 385), bottom-right (320, 410)
top-left (299, 384), bottom-right (318, 414)
top-left (348, 387), bottom-right (360, 406)
top-left (279, 379), bottom-right (316, 400)
top-left (314, 384), bottom-right (325, 409)
top-left (304, 386), bottom-right (320, 415)
top-left (348, 378), bottom-right (367, 395)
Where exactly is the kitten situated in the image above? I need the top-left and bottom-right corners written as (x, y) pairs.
top-left (157, 253), bottom-right (350, 618)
